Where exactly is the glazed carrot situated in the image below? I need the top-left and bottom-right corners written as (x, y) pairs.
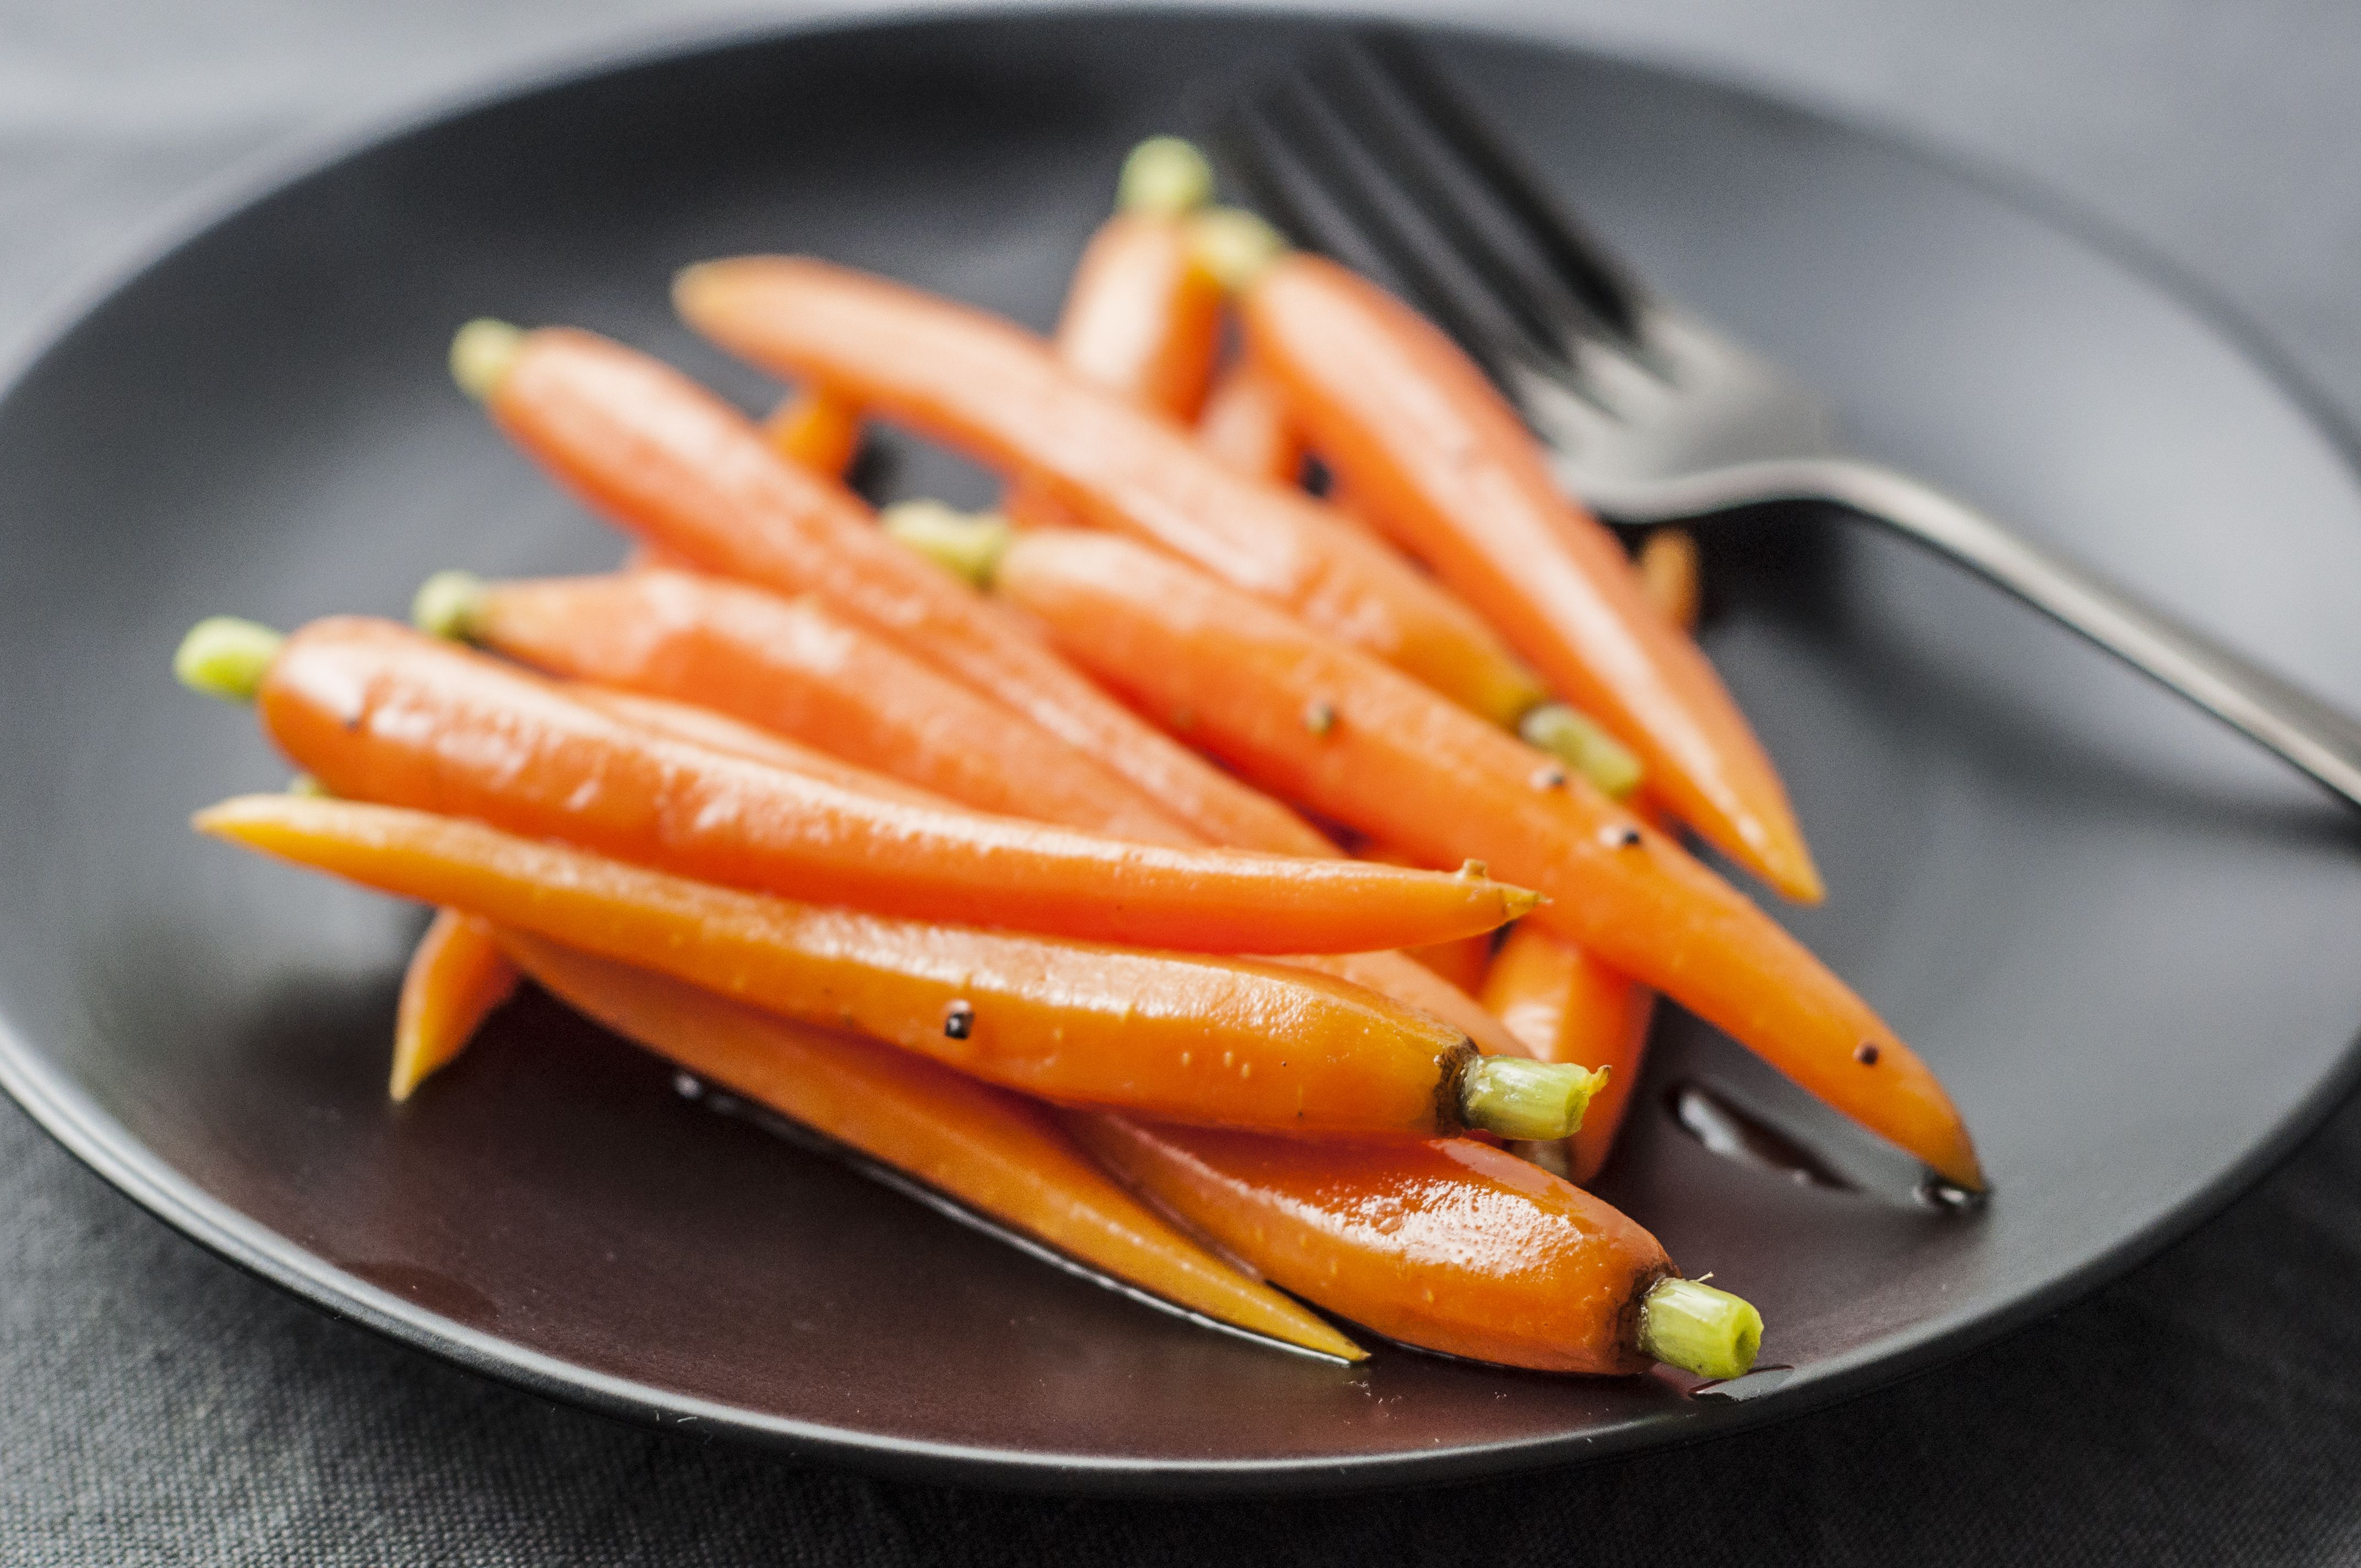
top-left (423, 567), bottom-right (1198, 846)
top-left (1639, 527), bottom-right (1703, 631)
top-left (1482, 924), bottom-right (1656, 1186)
top-left (1196, 360), bottom-right (1304, 485)
top-left (982, 533), bottom-right (1983, 1188)
top-left (1282, 949), bottom-right (1526, 1063)
top-left (503, 935), bottom-right (1361, 1358)
top-left (564, 684), bottom-right (955, 810)
top-left (760, 386), bottom-right (863, 477)
top-left (670, 258), bottom-right (1549, 728)
top-left (1242, 254), bottom-right (1820, 902)
top-left (446, 321), bottom-right (1332, 858)
top-left (1068, 1117), bottom-right (1761, 1377)
top-left (188, 616), bottom-right (1530, 953)
top-left (388, 908), bottom-right (516, 1101)
top-left (1053, 211), bottom-right (1223, 421)
top-left (193, 794), bottom-right (1601, 1140)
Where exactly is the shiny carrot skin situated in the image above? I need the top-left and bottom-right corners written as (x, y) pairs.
top-left (673, 258), bottom-right (1548, 728)
top-left (1244, 255), bottom-right (1821, 902)
top-left (467, 569), bottom-right (1198, 846)
top-left (1196, 360), bottom-right (1304, 484)
top-left (480, 325), bottom-right (1332, 858)
top-left (257, 619), bottom-right (1531, 954)
top-left (197, 794), bottom-right (1504, 1138)
top-left (568, 684), bottom-right (955, 810)
top-left (389, 908), bottom-right (516, 1101)
top-left (1482, 924), bottom-right (1656, 1185)
top-left (504, 934), bottom-right (1361, 1358)
top-left (1069, 1117), bottom-right (1668, 1373)
top-left (761, 387), bottom-right (863, 476)
top-left (1054, 212), bottom-right (1224, 420)
top-left (1283, 949), bottom-right (1526, 1063)
top-left (993, 531), bottom-right (1983, 1188)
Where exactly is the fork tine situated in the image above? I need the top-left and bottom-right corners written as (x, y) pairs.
top-left (1358, 29), bottom-right (1647, 342)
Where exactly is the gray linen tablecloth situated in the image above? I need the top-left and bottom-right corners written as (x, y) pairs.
top-left (5, 1), bottom-right (2360, 1561)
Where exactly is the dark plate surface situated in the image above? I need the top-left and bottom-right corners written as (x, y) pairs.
top-left (2, 8), bottom-right (2359, 1494)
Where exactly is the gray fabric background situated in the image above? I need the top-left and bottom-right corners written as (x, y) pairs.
top-left (5, 1), bottom-right (2361, 1561)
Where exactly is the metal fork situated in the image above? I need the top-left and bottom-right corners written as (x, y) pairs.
top-left (1216, 32), bottom-right (2361, 811)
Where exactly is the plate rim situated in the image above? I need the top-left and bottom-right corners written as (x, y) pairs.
top-left (3, 1), bottom-right (2359, 1495)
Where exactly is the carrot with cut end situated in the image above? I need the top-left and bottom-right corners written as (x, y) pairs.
top-left (671, 258), bottom-right (1549, 729)
top-left (1482, 924), bottom-right (1656, 1185)
top-left (193, 794), bottom-right (1601, 1141)
top-left (761, 388), bottom-right (863, 477)
top-left (1242, 255), bottom-right (1820, 902)
top-left (195, 616), bottom-right (1531, 954)
top-left (389, 908), bottom-right (516, 1101)
top-left (1068, 1117), bottom-right (1761, 1378)
top-left (425, 567), bottom-right (1198, 847)
top-left (447, 320), bottom-right (1332, 858)
top-left (1196, 360), bottom-right (1304, 485)
top-left (984, 531), bottom-right (1983, 1189)
top-left (505, 934), bottom-right (1361, 1359)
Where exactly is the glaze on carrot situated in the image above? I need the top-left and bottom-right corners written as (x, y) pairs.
top-left (504, 934), bottom-right (1362, 1358)
top-left (1482, 924), bottom-right (1656, 1186)
top-left (761, 387), bottom-right (863, 477)
top-left (242, 617), bottom-right (1532, 954)
top-left (193, 794), bottom-right (1598, 1140)
top-left (436, 568), bottom-right (1197, 846)
top-left (1242, 255), bottom-right (1821, 902)
top-left (1068, 1116), bottom-right (1761, 1377)
top-left (986, 532), bottom-right (1983, 1188)
top-left (389, 908), bottom-right (516, 1101)
top-left (449, 320), bottom-right (1333, 858)
top-left (670, 259), bottom-right (1549, 729)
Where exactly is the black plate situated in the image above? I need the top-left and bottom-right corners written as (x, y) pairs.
top-left (3, 8), bottom-right (2359, 1493)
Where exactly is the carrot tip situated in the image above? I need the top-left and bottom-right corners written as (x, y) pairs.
top-left (1186, 206), bottom-right (1288, 293)
top-left (1118, 135), bottom-right (1215, 217)
top-left (173, 617), bottom-right (284, 702)
top-left (412, 569), bottom-right (488, 642)
top-left (880, 499), bottom-right (1011, 588)
top-left (1498, 885), bottom-right (1544, 922)
top-left (449, 319), bottom-right (524, 402)
top-left (1639, 1276), bottom-right (1762, 1380)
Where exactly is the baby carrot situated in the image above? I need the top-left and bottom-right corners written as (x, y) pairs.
top-left (193, 794), bottom-right (1600, 1141)
top-left (389, 908), bottom-right (516, 1101)
top-left (1242, 254), bottom-right (1820, 902)
top-left (761, 387), bottom-right (863, 477)
top-left (1639, 528), bottom-right (1702, 631)
top-left (182, 615), bottom-right (1531, 954)
top-left (1482, 924), bottom-right (1657, 1186)
top-left (564, 684), bottom-right (956, 810)
top-left (671, 257), bottom-right (1549, 729)
top-left (1282, 949), bottom-right (1527, 1063)
top-left (982, 532), bottom-right (1984, 1188)
top-left (1195, 360), bottom-right (1304, 485)
top-left (1053, 210), bottom-right (1224, 421)
top-left (421, 567), bottom-right (1198, 847)
top-left (449, 320), bottom-right (1333, 859)
top-left (1068, 1116), bottom-right (1761, 1378)
top-left (505, 934), bottom-right (1361, 1358)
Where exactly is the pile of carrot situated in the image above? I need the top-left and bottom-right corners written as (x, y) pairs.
top-left (175, 136), bottom-right (1984, 1384)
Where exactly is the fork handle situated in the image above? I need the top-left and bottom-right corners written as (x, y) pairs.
top-left (1591, 455), bottom-right (2361, 810)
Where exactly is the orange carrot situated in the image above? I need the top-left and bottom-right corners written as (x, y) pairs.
top-left (240, 617), bottom-right (1531, 954)
top-left (670, 259), bottom-right (1548, 728)
top-left (194, 794), bottom-right (1598, 1141)
top-left (1196, 360), bottom-right (1304, 484)
top-left (1053, 211), bottom-right (1224, 420)
top-left (565, 684), bottom-right (956, 810)
top-left (1639, 527), bottom-right (1702, 631)
top-left (450, 320), bottom-right (1332, 858)
top-left (1281, 949), bottom-right (1526, 1063)
top-left (760, 387), bottom-right (863, 477)
top-left (1242, 255), bottom-right (1820, 901)
top-left (987, 531), bottom-right (1983, 1188)
top-left (440, 568), bottom-right (1198, 846)
top-left (388, 908), bottom-right (516, 1101)
top-left (1068, 1117), bottom-right (1761, 1377)
top-left (1482, 924), bottom-right (1656, 1185)
top-left (505, 934), bottom-right (1361, 1358)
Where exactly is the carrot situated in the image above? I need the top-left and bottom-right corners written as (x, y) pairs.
top-left (1281, 949), bottom-right (1526, 1063)
top-left (388, 908), bottom-right (516, 1101)
top-left (1639, 527), bottom-right (1702, 631)
top-left (1052, 210), bottom-right (1223, 421)
top-left (1241, 255), bottom-right (1821, 902)
top-left (1196, 360), bottom-right (1304, 485)
top-left (186, 616), bottom-right (1531, 954)
top-left (445, 320), bottom-right (1332, 858)
top-left (980, 532), bottom-right (1984, 1188)
top-left (504, 934), bottom-right (1361, 1358)
top-left (1068, 1116), bottom-right (1761, 1377)
top-left (670, 258), bottom-right (1549, 729)
top-left (422, 567), bottom-right (1198, 847)
top-left (193, 794), bottom-right (1602, 1140)
top-left (563, 683), bottom-right (956, 810)
top-left (761, 388), bottom-right (863, 477)
top-left (1482, 924), bottom-right (1656, 1186)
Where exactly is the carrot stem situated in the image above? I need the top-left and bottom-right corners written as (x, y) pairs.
top-left (1638, 1276), bottom-right (1763, 1380)
top-left (173, 617), bottom-right (284, 701)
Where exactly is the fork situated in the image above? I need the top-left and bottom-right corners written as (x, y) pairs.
top-left (1214, 32), bottom-right (2361, 812)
